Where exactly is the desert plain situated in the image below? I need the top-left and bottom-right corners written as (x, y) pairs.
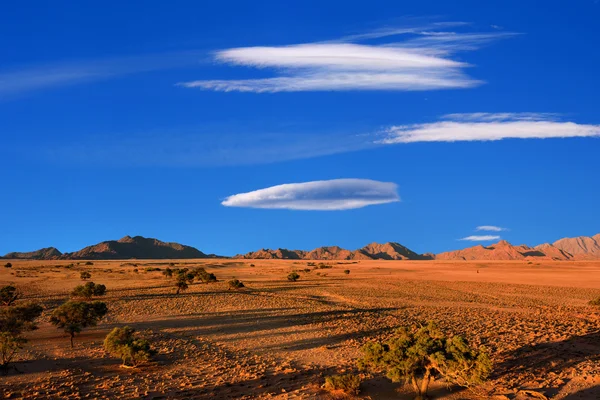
top-left (1, 259), bottom-right (600, 399)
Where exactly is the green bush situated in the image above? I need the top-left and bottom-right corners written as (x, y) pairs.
top-left (80, 271), bottom-right (92, 280)
top-left (71, 282), bottom-right (107, 299)
top-left (50, 301), bottom-right (108, 347)
top-left (228, 279), bottom-right (245, 290)
top-left (0, 302), bottom-right (43, 368)
top-left (287, 272), bottom-right (300, 282)
top-left (323, 374), bottom-right (361, 394)
top-left (0, 285), bottom-right (21, 306)
top-left (358, 322), bottom-right (491, 400)
top-left (104, 326), bottom-right (156, 367)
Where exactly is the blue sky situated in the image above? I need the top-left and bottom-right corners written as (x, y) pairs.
top-left (2, 0), bottom-right (599, 256)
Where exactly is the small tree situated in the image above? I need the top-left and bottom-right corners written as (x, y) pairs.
top-left (80, 271), bottom-right (92, 281)
top-left (0, 303), bottom-right (43, 368)
top-left (287, 272), bottom-right (300, 282)
top-left (192, 267), bottom-right (217, 284)
top-left (175, 276), bottom-right (188, 294)
top-left (71, 282), bottom-right (107, 300)
top-left (162, 268), bottom-right (173, 278)
top-left (228, 279), bottom-right (245, 290)
top-left (0, 285), bottom-right (21, 306)
top-left (358, 322), bottom-right (491, 400)
top-left (50, 301), bottom-right (108, 348)
top-left (4, 263), bottom-right (12, 269)
top-left (104, 326), bottom-right (156, 368)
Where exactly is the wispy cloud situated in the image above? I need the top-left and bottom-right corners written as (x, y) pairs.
top-left (459, 235), bottom-right (501, 241)
top-left (179, 23), bottom-right (514, 93)
top-left (221, 179), bottom-right (400, 210)
top-left (476, 225), bottom-right (507, 232)
top-left (34, 128), bottom-right (375, 167)
top-left (379, 113), bottom-right (600, 143)
top-left (0, 51), bottom-right (202, 98)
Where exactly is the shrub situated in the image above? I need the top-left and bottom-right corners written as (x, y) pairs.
top-left (4, 263), bottom-right (12, 269)
top-left (589, 297), bottom-right (600, 306)
top-left (50, 301), bottom-right (108, 348)
top-left (191, 267), bottom-right (217, 284)
top-left (132, 268), bottom-right (139, 273)
top-left (80, 271), bottom-right (92, 280)
top-left (0, 285), bottom-right (21, 306)
top-left (85, 262), bottom-right (94, 266)
top-left (324, 374), bottom-right (361, 394)
top-left (0, 302), bottom-right (43, 368)
top-left (163, 268), bottom-right (173, 278)
top-left (104, 326), bottom-right (156, 367)
top-left (344, 269), bottom-right (351, 275)
top-left (175, 276), bottom-right (188, 294)
top-left (317, 263), bottom-right (332, 269)
top-left (71, 282), bottom-right (107, 299)
top-left (145, 267), bottom-right (161, 272)
top-left (228, 279), bottom-right (245, 290)
top-left (303, 268), bottom-right (311, 273)
top-left (287, 272), bottom-right (300, 282)
top-left (358, 322), bottom-right (491, 400)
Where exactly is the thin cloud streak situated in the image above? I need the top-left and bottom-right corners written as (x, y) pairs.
top-left (460, 235), bottom-right (501, 241)
top-left (379, 113), bottom-right (600, 143)
top-left (0, 51), bottom-right (204, 98)
top-left (179, 23), bottom-right (513, 93)
top-left (221, 179), bottom-right (400, 210)
top-left (476, 225), bottom-right (507, 232)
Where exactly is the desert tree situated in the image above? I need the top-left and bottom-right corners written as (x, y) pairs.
top-left (80, 271), bottom-right (92, 281)
top-left (192, 267), bottom-right (217, 284)
top-left (358, 321), bottom-right (491, 400)
top-left (287, 272), bottom-right (300, 282)
top-left (50, 301), bottom-right (108, 348)
top-left (162, 267), bottom-right (173, 278)
top-left (4, 263), bottom-right (11, 269)
top-left (104, 326), bottom-right (156, 368)
top-left (0, 302), bottom-right (43, 368)
top-left (71, 282), bottom-right (107, 300)
top-left (0, 285), bottom-right (21, 306)
top-left (175, 276), bottom-right (188, 294)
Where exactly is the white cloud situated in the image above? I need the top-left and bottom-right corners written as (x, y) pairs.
top-left (459, 235), bottom-right (501, 241)
top-left (379, 113), bottom-right (600, 143)
top-left (179, 24), bottom-right (513, 93)
top-left (476, 225), bottom-right (507, 232)
top-left (221, 179), bottom-right (400, 210)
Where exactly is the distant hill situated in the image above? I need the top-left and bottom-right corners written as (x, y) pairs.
top-left (536, 234), bottom-right (600, 260)
top-left (235, 242), bottom-right (432, 260)
top-left (436, 240), bottom-right (574, 261)
top-left (2, 247), bottom-right (62, 260)
top-left (2, 236), bottom-right (208, 260)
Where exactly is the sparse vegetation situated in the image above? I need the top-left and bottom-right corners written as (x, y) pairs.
top-left (84, 262), bottom-right (94, 266)
top-left (4, 263), bottom-right (12, 269)
top-left (163, 267), bottom-right (173, 278)
top-left (104, 326), bottom-right (156, 368)
top-left (358, 321), bottom-right (491, 400)
top-left (71, 282), bottom-right (107, 300)
top-left (192, 267), bottom-right (217, 284)
top-left (287, 272), bottom-right (300, 282)
top-left (323, 374), bottom-right (361, 395)
top-left (80, 271), bottom-right (92, 280)
top-left (588, 296), bottom-right (600, 306)
top-left (316, 263), bottom-right (332, 269)
top-left (0, 285), bottom-right (21, 306)
top-left (175, 276), bottom-right (189, 294)
top-left (344, 269), bottom-right (350, 275)
top-left (50, 301), bottom-right (108, 348)
top-left (228, 279), bottom-right (245, 290)
top-left (0, 302), bottom-right (43, 368)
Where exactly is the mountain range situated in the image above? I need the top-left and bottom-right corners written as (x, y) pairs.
top-left (2, 233), bottom-right (599, 261)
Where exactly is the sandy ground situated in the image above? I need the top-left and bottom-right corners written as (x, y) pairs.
top-left (1, 259), bottom-right (600, 399)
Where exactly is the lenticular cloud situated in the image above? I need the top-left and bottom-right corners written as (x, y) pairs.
top-left (379, 113), bottom-right (600, 143)
top-left (221, 179), bottom-right (400, 211)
